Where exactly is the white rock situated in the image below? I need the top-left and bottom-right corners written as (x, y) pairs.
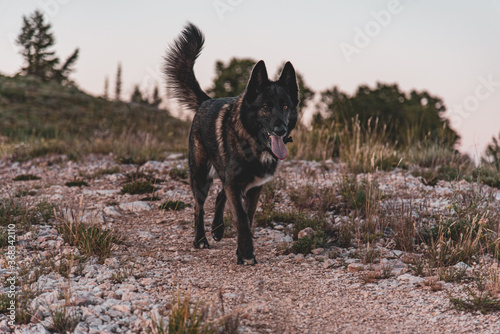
top-left (20, 323), bottom-right (50, 334)
top-left (119, 201), bottom-right (151, 212)
top-left (397, 273), bottom-right (426, 285)
top-left (323, 259), bottom-right (335, 269)
top-left (297, 227), bottom-right (315, 239)
top-left (112, 304), bottom-right (132, 314)
top-left (454, 262), bottom-right (471, 271)
top-left (104, 206), bottom-right (121, 216)
top-left (50, 194), bottom-right (63, 201)
top-left (84, 189), bottom-right (120, 197)
top-left (347, 263), bottom-right (365, 272)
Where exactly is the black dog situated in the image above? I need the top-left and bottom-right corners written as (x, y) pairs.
top-left (164, 23), bottom-right (298, 264)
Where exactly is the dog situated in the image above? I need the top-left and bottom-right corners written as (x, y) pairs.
top-left (164, 23), bottom-right (298, 264)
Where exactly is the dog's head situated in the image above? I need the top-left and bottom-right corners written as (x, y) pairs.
top-left (241, 61), bottom-right (299, 160)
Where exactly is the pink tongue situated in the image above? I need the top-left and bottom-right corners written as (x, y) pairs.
top-left (270, 135), bottom-right (288, 160)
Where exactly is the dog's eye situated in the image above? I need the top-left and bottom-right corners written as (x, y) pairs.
top-left (283, 104), bottom-right (288, 110)
top-left (262, 104), bottom-right (270, 112)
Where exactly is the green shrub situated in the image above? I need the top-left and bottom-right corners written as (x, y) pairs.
top-left (159, 201), bottom-right (189, 211)
top-left (121, 180), bottom-right (156, 195)
top-left (13, 174), bottom-right (40, 181)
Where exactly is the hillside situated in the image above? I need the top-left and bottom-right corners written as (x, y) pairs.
top-left (0, 74), bottom-right (189, 162)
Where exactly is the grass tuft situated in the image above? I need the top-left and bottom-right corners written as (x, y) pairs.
top-left (159, 200), bottom-right (189, 211)
top-left (13, 174), bottom-right (41, 181)
top-left (121, 180), bottom-right (156, 195)
top-left (47, 306), bottom-right (82, 333)
top-left (65, 178), bottom-right (88, 187)
top-left (57, 219), bottom-right (122, 263)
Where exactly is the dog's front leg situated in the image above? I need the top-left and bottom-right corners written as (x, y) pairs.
top-left (225, 185), bottom-right (256, 265)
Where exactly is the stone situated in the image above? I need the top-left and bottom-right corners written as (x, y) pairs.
top-left (347, 263), bottom-right (365, 272)
top-left (104, 206), bottom-right (121, 216)
top-left (454, 262), bottom-right (471, 271)
top-left (20, 323), bottom-right (50, 334)
top-left (323, 259), bottom-right (335, 269)
top-left (119, 201), bottom-right (151, 212)
top-left (311, 248), bottom-right (324, 255)
top-left (297, 227), bottom-right (315, 239)
top-left (397, 273), bottom-right (426, 285)
top-left (112, 304), bottom-right (132, 314)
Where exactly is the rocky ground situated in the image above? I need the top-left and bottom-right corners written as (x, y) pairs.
top-left (1, 154), bottom-right (500, 333)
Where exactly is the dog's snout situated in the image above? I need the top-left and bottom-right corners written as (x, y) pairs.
top-left (273, 124), bottom-right (287, 137)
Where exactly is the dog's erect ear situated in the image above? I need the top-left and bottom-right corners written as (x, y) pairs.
top-left (278, 61), bottom-right (299, 106)
top-left (245, 60), bottom-right (269, 103)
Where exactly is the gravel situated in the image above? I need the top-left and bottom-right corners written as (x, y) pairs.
top-left (1, 153), bottom-right (499, 333)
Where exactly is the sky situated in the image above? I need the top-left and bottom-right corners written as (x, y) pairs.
top-left (1, 0), bottom-right (500, 161)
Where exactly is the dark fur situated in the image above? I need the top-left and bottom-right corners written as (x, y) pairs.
top-left (164, 23), bottom-right (298, 264)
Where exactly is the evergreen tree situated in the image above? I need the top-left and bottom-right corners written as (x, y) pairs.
top-left (103, 76), bottom-right (109, 100)
top-left (208, 58), bottom-right (256, 98)
top-left (115, 63), bottom-right (122, 101)
top-left (130, 85), bottom-right (145, 104)
top-left (150, 86), bottom-right (162, 108)
top-left (16, 10), bottom-right (78, 83)
top-left (484, 133), bottom-right (500, 172)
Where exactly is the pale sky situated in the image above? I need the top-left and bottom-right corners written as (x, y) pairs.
top-left (1, 0), bottom-right (500, 161)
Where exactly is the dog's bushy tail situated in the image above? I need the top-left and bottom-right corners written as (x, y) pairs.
top-left (164, 23), bottom-right (210, 112)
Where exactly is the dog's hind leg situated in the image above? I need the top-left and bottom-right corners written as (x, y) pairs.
top-left (189, 136), bottom-right (212, 249)
top-left (191, 170), bottom-right (211, 249)
top-left (211, 189), bottom-right (226, 241)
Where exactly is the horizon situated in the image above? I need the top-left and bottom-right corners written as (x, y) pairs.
top-left (1, 0), bottom-right (499, 161)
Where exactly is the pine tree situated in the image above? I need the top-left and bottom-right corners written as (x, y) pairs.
top-left (16, 10), bottom-right (78, 83)
top-left (130, 85), bottom-right (144, 104)
top-left (150, 86), bottom-right (162, 108)
top-left (103, 76), bottom-right (109, 100)
top-left (115, 63), bottom-right (122, 101)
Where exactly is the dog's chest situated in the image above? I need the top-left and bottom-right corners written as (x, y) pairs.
top-left (244, 174), bottom-right (274, 195)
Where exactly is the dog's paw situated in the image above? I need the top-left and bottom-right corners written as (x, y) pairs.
top-left (193, 236), bottom-right (210, 249)
top-left (236, 249), bottom-right (257, 265)
top-left (211, 222), bottom-right (225, 242)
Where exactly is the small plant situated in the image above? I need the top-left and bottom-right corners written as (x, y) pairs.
top-left (291, 230), bottom-right (327, 255)
top-left (140, 195), bottom-right (161, 201)
top-left (65, 178), bottom-right (88, 187)
top-left (15, 285), bottom-right (36, 324)
top-left (438, 266), bottom-right (467, 283)
top-left (121, 180), bottom-right (156, 195)
top-left (13, 174), bottom-right (41, 181)
top-left (450, 289), bottom-right (500, 314)
top-left (407, 255), bottom-right (429, 277)
top-left (112, 267), bottom-right (131, 284)
top-left (337, 222), bottom-right (354, 248)
top-left (167, 292), bottom-right (218, 334)
top-left (356, 243), bottom-right (380, 264)
top-left (159, 200), bottom-right (189, 211)
top-left (35, 200), bottom-right (56, 223)
top-left (288, 184), bottom-right (337, 214)
top-left (0, 294), bottom-right (10, 313)
top-left (169, 167), bottom-right (188, 180)
top-left (90, 166), bottom-right (121, 178)
top-left (47, 306), bottom-right (82, 333)
top-left (14, 189), bottom-right (37, 197)
top-left (119, 156), bottom-right (148, 165)
top-left (57, 220), bottom-right (122, 263)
